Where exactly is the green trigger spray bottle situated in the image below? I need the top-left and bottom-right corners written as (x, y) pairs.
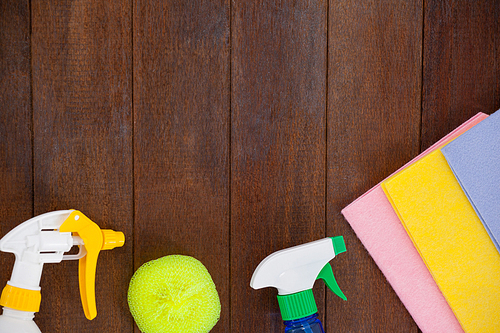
top-left (250, 237), bottom-right (347, 333)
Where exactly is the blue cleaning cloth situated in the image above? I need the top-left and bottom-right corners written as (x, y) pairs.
top-left (441, 109), bottom-right (500, 252)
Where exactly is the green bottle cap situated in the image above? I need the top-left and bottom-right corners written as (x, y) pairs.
top-left (277, 289), bottom-right (317, 321)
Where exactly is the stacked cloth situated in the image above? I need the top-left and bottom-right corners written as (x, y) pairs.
top-left (342, 110), bottom-right (500, 333)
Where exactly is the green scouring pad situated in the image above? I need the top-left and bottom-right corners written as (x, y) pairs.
top-left (128, 255), bottom-right (221, 333)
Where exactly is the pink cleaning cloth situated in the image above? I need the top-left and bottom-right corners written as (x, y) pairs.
top-left (341, 113), bottom-right (488, 333)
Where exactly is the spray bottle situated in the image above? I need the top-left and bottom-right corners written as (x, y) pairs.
top-left (250, 237), bottom-right (347, 333)
top-left (0, 210), bottom-right (125, 333)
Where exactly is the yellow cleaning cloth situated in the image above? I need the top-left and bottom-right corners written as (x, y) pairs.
top-left (382, 150), bottom-right (500, 333)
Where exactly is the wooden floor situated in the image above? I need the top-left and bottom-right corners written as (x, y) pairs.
top-left (1, 1), bottom-right (499, 332)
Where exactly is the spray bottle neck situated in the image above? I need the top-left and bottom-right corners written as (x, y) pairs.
top-left (283, 313), bottom-right (325, 333)
top-left (0, 307), bottom-right (42, 333)
top-left (1, 308), bottom-right (35, 320)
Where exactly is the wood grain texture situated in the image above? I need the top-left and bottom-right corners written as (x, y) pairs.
top-left (1, 1), bottom-right (499, 332)
top-left (133, 0), bottom-right (230, 332)
top-left (422, 0), bottom-right (500, 149)
top-left (327, 0), bottom-right (422, 331)
top-left (0, 0), bottom-right (32, 300)
top-left (31, 0), bottom-right (133, 331)
top-left (231, 0), bottom-right (327, 331)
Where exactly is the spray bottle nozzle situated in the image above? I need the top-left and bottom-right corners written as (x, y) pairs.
top-left (0, 209), bottom-right (124, 326)
top-left (251, 237), bottom-right (347, 321)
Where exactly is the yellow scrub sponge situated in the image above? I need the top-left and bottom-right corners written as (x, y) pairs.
top-left (128, 255), bottom-right (221, 333)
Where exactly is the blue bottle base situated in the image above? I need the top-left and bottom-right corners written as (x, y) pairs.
top-left (284, 313), bottom-right (325, 333)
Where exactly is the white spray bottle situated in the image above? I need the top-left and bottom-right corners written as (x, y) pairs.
top-left (0, 210), bottom-right (125, 333)
top-left (250, 237), bottom-right (347, 333)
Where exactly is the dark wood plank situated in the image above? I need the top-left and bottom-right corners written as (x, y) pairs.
top-left (422, 0), bottom-right (500, 149)
top-left (31, 0), bottom-right (133, 331)
top-left (327, 1), bottom-right (422, 331)
top-left (133, 0), bottom-right (230, 332)
top-left (1, 1), bottom-right (496, 332)
top-left (231, 1), bottom-right (327, 331)
top-left (0, 0), bottom-right (32, 303)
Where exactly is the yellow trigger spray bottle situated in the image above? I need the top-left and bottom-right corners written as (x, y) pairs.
top-left (0, 210), bottom-right (124, 333)
top-left (250, 237), bottom-right (347, 333)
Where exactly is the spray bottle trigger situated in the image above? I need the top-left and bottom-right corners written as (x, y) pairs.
top-left (60, 211), bottom-right (125, 320)
top-left (316, 263), bottom-right (347, 301)
top-left (60, 211), bottom-right (102, 320)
